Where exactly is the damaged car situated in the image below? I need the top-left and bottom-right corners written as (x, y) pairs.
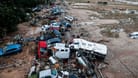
top-left (0, 44), bottom-right (22, 56)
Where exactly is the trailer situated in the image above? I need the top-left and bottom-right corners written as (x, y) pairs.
top-left (69, 38), bottom-right (108, 59)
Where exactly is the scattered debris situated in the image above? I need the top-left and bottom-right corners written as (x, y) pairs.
top-left (2, 0), bottom-right (138, 78)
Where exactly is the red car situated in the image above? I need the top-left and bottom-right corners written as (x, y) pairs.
top-left (37, 41), bottom-right (48, 58)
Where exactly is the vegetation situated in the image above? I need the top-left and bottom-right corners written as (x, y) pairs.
top-left (0, 0), bottom-right (47, 38)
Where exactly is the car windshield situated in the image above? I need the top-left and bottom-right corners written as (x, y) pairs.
top-left (131, 34), bottom-right (138, 36)
top-left (52, 23), bottom-right (60, 27)
top-left (40, 48), bottom-right (47, 53)
top-left (40, 36), bottom-right (44, 40)
top-left (74, 42), bottom-right (79, 45)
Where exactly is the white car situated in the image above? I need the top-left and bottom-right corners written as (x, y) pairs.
top-left (50, 22), bottom-right (60, 27)
top-left (58, 71), bottom-right (69, 78)
top-left (39, 69), bottom-right (58, 78)
top-left (50, 22), bottom-right (61, 30)
top-left (64, 16), bottom-right (74, 22)
top-left (41, 25), bottom-right (49, 31)
top-left (129, 32), bottom-right (138, 39)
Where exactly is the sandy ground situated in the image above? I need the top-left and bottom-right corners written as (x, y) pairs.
top-left (68, 1), bottom-right (138, 78)
top-left (0, 23), bottom-right (36, 78)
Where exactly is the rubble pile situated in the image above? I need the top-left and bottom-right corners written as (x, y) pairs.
top-left (26, 0), bottom-right (108, 78)
top-left (0, 0), bottom-right (109, 78)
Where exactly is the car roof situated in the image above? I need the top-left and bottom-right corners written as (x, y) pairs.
top-left (53, 30), bottom-right (61, 35)
top-left (54, 43), bottom-right (65, 48)
top-left (47, 38), bottom-right (61, 43)
top-left (6, 44), bottom-right (21, 50)
top-left (39, 69), bottom-right (51, 78)
top-left (131, 32), bottom-right (138, 34)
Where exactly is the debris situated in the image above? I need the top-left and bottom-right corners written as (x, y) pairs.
top-left (49, 56), bottom-right (57, 64)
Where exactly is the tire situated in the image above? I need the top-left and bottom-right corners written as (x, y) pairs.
top-left (70, 46), bottom-right (74, 49)
top-left (77, 53), bottom-right (81, 57)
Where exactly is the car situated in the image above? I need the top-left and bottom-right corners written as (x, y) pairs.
top-left (64, 16), bottom-right (74, 22)
top-left (51, 6), bottom-right (62, 15)
top-left (53, 30), bottom-right (61, 38)
top-left (41, 25), bottom-right (50, 31)
top-left (129, 32), bottom-right (138, 39)
top-left (58, 71), bottom-right (69, 78)
top-left (50, 22), bottom-right (61, 30)
top-left (69, 74), bottom-right (78, 78)
top-left (39, 69), bottom-right (58, 78)
top-left (61, 20), bottom-right (71, 28)
top-left (36, 35), bottom-right (47, 41)
top-left (0, 44), bottom-right (22, 56)
top-left (37, 41), bottom-right (48, 58)
top-left (47, 38), bottom-right (61, 47)
top-left (76, 55), bottom-right (95, 76)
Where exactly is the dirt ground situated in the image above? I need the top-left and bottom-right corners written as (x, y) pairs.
top-left (0, 0), bottom-right (138, 78)
top-left (0, 24), bottom-right (36, 78)
top-left (68, 1), bottom-right (138, 78)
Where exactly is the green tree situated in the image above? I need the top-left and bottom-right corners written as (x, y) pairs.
top-left (0, 0), bottom-right (46, 37)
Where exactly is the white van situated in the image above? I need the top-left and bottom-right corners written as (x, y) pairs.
top-left (54, 43), bottom-right (70, 59)
top-left (69, 38), bottom-right (108, 59)
top-left (129, 32), bottom-right (138, 39)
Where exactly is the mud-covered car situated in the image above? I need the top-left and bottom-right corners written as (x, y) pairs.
top-left (0, 44), bottom-right (22, 56)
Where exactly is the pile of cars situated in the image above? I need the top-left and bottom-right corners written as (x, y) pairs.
top-left (0, 1), bottom-right (109, 77)
top-left (27, 2), bottom-right (108, 78)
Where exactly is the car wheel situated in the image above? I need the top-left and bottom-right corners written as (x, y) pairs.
top-left (77, 53), bottom-right (81, 57)
top-left (70, 46), bottom-right (74, 49)
top-left (133, 37), bottom-right (136, 39)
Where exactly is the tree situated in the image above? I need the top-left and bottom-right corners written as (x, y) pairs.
top-left (0, 0), bottom-right (46, 37)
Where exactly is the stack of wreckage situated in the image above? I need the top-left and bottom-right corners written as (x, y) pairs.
top-left (27, 1), bottom-right (108, 78)
top-left (0, 0), bottom-right (108, 78)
